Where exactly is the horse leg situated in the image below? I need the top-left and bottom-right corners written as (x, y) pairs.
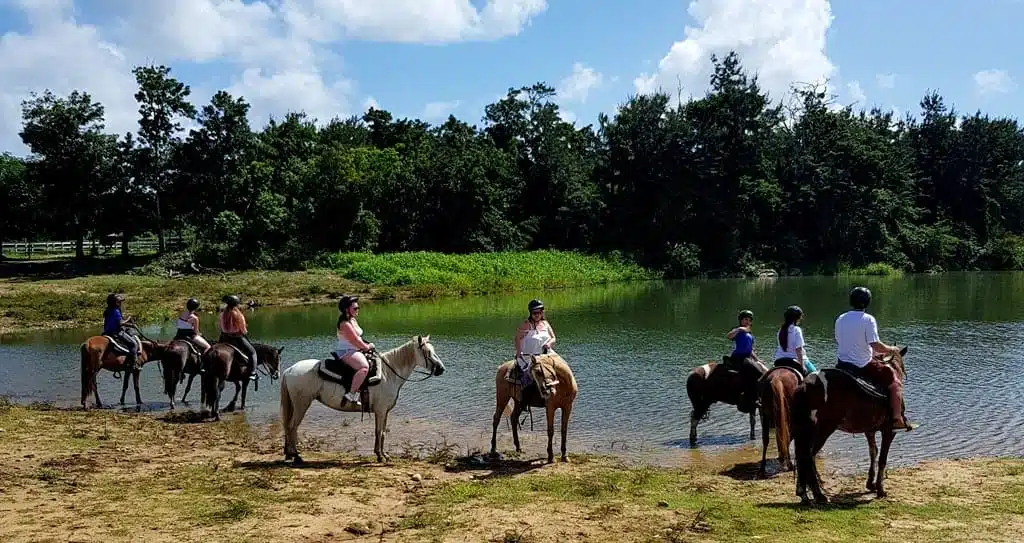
top-left (749, 409), bottom-right (757, 441)
top-left (545, 403), bottom-right (556, 464)
top-left (510, 400), bottom-right (523, 453)
top-left (865, 432), bottom-right (879, 492)
top-left (182, 374), bottom-right (196, 403)
top-left (119, 367), bottom-right (130, 405)
top-left (283, 386), bottom-right (313, 464)
top-left (689, 401), bottom-right (709, 447)
top-left (373, 409), bottom-right (392, 463)
top-left (559, 401), bottom-right (572, 462)
top-left (239, 379), bottom-right (250, 410)
top-left (759, 406), bottom-right (771, 478)
top-left (225, 381), bottom-right (241, 412)
top-left (93, 371), bottom-right (102, 408)
top-left (491, 384), bottom-right (511, 456)
top-left (875, 429), bottom-right (895, 499)
top-left (132, 370), bottom-right (142, 408)
top-left (806, 423), bottom-right (838, 504)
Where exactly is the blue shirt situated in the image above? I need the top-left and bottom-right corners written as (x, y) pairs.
top-left (103, 308), bottom-right (122, 335)
top-left (732, 330), bottom-right (754, 357)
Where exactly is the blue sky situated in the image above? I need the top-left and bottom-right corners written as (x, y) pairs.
top-left (1, 0), bottom-right (1021, 154)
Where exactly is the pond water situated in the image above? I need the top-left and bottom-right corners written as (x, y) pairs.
top-left (2, 273), bottom-right (1023, 474)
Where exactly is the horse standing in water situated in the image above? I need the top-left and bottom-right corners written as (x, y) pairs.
top-left (200, 342), bottom-right (283, 420)
top-left (685, 358), bottom-right (767, 446)
top-left (279, 336), bottom-right (446, 463)
top-left (792, 346), bottom-right (910, 504)
top-left (490, 353), bottom-right (578, 463)
top-left (757, 365), bottom-right (804, 476)
top-left (79, 330), bottom-right (165, 409)
top-left (153, 339), bottom-right (203, 410)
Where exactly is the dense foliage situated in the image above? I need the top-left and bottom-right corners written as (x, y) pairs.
top-left (3, 52), bottom-right (1024, 277)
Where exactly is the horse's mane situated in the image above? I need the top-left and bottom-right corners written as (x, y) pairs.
top-left (380, 338), bottom-right (419, 367)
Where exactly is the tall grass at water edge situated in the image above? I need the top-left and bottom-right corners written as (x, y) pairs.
top-left (311, 250), bottom-right (660, 296)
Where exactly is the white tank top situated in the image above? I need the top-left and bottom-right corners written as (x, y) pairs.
top-left (177, 311), bottom-right (195, 330)
top-left (520, 321), bottom-right (551, 355)
top-left (336, 319), bottom-right (364, 352)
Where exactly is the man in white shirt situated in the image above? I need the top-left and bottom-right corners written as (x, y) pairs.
top-left (834, 287), bottom-right (913, 431)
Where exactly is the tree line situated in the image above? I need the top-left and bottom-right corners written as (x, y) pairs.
top-left (2, 52), bottom-right (1024, 277)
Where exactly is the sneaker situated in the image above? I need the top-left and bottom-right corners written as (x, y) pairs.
top-left (344, 391), bottom-right (361, 405)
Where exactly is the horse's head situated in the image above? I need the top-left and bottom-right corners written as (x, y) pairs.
top-left (880, 345), bottom-right (909, 382)
top-left (138, 339), bottom-right (166, 362)
top-left (260, 345), bottom-right (284, 380)
top-left (414, 335), bottom-right (445, 376)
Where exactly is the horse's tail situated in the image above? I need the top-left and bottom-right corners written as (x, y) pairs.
top-left (791, 381), bottom-right (818, 498)
top-left (279, 371), bottom-right (293, 431)
top-left (686, 366), bottom-right (711, 421)
top-left (200, 354), bottom-right (217, 413)
top-left (770, 376), bottom-right (790, 446)
top-left (80, 343), bottom-right (91, 407)
top-left (162, 353), bottom-right (181, 402)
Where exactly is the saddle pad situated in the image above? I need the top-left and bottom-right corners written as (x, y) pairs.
top-left (823, 368), bottom-right (887, 400)
top-left (104, 335), bottom-right (132, 354)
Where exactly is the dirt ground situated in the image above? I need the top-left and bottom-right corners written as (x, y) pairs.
top-left (1, 402), bottom-right (1021, 543)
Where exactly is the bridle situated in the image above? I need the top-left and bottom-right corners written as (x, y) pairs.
top-left (376, 336), bottom-right (439, 383)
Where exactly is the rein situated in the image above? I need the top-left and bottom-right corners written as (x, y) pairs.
top-left (375, 348), bottom-right (436, 383)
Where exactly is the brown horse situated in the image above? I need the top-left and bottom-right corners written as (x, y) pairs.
top-left (686, 358), bottom-right (768, 446)
top-left (792, 346), bottom-right (909, 504)
top-left (490, 353), bottom-right (578, 463)
top-left (200, 341), bottom-right (283, 421)
top-left (757, 365), bottom-right (805, 477)
top-left (79, 332), bottom-right (165, 409)
top-left (153, 339), bottom-right (203, 410)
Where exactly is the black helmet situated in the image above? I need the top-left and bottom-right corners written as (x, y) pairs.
top-left (186, 298), bottom-right (200, 311)
top-left (222, 294), bottom-right (241, 307)
top-left (338, 295), bottom-right (359, 313)
top-left (738, 309), bottom-right (754, 322)
top-left (849, 287), bottom-right (871, 310)
top-left (528, 299), bottom-right (544, 312)
top-left (106, 293), bottom-right (124, 306)
top-left (784, 305), bottom-right (803, 322)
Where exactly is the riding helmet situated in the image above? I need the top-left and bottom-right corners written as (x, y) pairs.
top-left (528, 299), bottom-right (544, 312)
top-left (186, 297), bottom-right (200, 311)
top-left (106, 293), bottom-right (125, 306)
top-left (338, 295), bottom-right (358, 313)
top-left (738, 309), bottom-right (754, 322)
top-left (849, 287), bottom-right (872, 310)
top-left (222, 294), bottom-right (241, 307)
top-left (784, 305), bottom-right (803, 322)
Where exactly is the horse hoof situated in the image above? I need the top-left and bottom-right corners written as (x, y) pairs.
top-left (561, 455), bottom-right (568, 463)
top-left (815, 495), bottom-right (830, 505)
top-left (875, 490), bottom-right (887, 499)
top-left (867, 481), bottom-right (876, 492)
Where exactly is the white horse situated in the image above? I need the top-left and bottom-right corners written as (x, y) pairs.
top-left (279, 335), bottom-right (446, 463)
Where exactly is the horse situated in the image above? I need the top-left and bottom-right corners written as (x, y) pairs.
top-left (792, 346), bottom-right (909, 504)
top-left (200, 340), bottom-right (283, 421)
top-left (152, 339), bottom-right (204, 410)
top-left (757, 364), bottom-right (805, 477)
top-left (686, 358), bottom-right (768, 446)
top-left (79, 329), bottom-right (166, 409)
top-left (490, 352), bottom-right (578, 464)
top-left (279, 335), bottom-right (446, 463)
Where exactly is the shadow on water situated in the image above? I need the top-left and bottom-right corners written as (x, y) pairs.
top-left (664, 434), bottom-right (752, 448)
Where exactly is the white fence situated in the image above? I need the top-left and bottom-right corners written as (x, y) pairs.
top-left (2, 236), bottom-right (183, 256)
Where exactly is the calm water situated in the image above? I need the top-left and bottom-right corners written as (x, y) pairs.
top-left (2, 273), bottom-right (1024, 473)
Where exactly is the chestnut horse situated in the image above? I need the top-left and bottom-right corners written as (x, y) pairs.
top-left (792, 346), bottom-right (909, 504)
top-left (200, 341), bottom-right (282, 420)
top-left (686, 358), bottom-right (768, 446)
top-left (79, 330), bottom-right (165, 409)
top-left (757, 365), bottom-right (805, 477)
top-left (490, 353), bottom-right (578, 464)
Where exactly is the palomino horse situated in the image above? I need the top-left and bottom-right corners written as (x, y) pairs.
top-left (153, 339), bottom-right (203, 410)
top-left (200, 341), bottom-right (283, 421)
top-left (279, 335), bottom-right (446, 463)
top-left (490, 353), bottom-right (578, 463)
top-left (686, 358), bottom-right (768, 446)
top-left (79, 329), bottom-right (165, 409)
top-left (792, 346), bottom-right (909, 504)
top-left (757, 364), bottom-right (805, 477)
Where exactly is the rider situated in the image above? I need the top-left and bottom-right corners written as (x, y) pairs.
top-left (175, 298), bottom-right (211, 352)
top-left (834, 286), bottom-right (914, 431)
top-left (218, 294), bottom-right (257, 369)
top-left (511, 299), bottom-right (556, 383)
top-left (103, 293), bottom-right (141, 370)
top-left (335, 295), bottom-right (375, 406)
top-left (774, 305), bottom-right (815, 376)
top-left (726, 309), bottom-right (764, 412)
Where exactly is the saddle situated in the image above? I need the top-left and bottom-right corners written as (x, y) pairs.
top-left (317, 351), bottom-right (383, 393)
top-left (104, 335), bottom-right (133, 355)
top-left (823, 367), bottom-right (887, 400)
top-left (508, 354), bottom-right (560, 408)
top-left (761, 365), bottom-right (804, 383)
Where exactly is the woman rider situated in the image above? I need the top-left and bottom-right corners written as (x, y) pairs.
top-left (218, 295), bottom-right (257, 368)
top-left (510, 299), bottom-right (556, 383)
top-left (175, 297), bottom-right (211, 352)
top-left (726, 309), bottom-right (764, 413)
top-left (335, 295), bottom-right (375, 406)
top-left (103, 293), bottom-right (141, 370)
top-left (773, 305), bottom-right (816, 376)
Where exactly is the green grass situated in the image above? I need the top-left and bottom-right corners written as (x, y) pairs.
top-left (838, 262), bottom-right (905, 277)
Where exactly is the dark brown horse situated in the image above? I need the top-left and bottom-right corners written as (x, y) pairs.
top-left (79, 331), bottom-right (165, 409)
top-left (200, 341), bottom-right (283, 421)
top-left (757, 365), bottom-right (805, 477)
top-left (490, 353), bottom-right (578, 463)
top-left (153, 339), bottom-right (204, 410)
top-left (792, 346), bottom-right (909, 504)
top-left (686, 358), bottom-right (768, 446)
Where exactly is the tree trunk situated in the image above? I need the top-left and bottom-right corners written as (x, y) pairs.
top-left (121, 233), bottom-right (130, 258)
top-left (76, 233), bottom-right (85, 259)
top-left (156, 190), bottom-right (165, 253)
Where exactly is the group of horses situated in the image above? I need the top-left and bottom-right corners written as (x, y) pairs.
top-left (79, 323), bottom-right (908, 504)
top-left (686, 347), bottom-right (911, 504)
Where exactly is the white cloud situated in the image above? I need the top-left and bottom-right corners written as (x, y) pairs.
top-left (0, 0), bottom-right (546, 153)
top-left (556, 62), bottom-right (603, 103)
top-left (363, 96), bottom-right (381, 111)
top-left (422, 100), bottom-right (461, 121)
top-left (846, 80), bottom-right (866, 106)
top-left (973, 69), bottom-right (1016, 95)
top-left (876, 73), bottom-right (896, 89)
top-left (634, 0), bottom-right (835, 104)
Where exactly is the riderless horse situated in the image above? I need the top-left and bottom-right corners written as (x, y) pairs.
top-left (686, 357), bottom-right (768, 446)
